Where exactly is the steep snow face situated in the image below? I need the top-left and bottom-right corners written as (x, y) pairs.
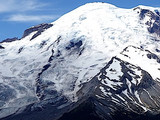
top-left (117, 46), bottom-right (160, 80)
top-left (0, 2), bottom-right (160, 118)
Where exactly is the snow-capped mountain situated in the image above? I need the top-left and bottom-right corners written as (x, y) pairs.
top-left (0, 2), bottom-right (160, 120)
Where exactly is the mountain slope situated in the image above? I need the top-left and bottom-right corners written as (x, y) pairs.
top-left (0, 2), bottom-right (160, 120)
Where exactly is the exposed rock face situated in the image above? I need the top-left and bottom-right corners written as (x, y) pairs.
top-left (59, 98), bottom-right (160, 120)
top-left (22, 23), bottom-right (53, 40)
top-left (0, 45), bottom-right (4, 49)
top-left (0, 37), bottom-right (18, 43)
top-left (134, 7), bottom-right (160, 37)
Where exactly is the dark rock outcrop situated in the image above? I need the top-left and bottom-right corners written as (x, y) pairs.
top-left (0, 37), bottom-right (18, 43)
top-left (58, 97), bottom-right (160, 120)
top-left (0, 45), bottom-right (5, 49)
top-left (134, 7), bottom-right (160, 37)
top-left (58, 98), bottom-right (104, 120)
top-left (22, 23), bottom-right (53, 40)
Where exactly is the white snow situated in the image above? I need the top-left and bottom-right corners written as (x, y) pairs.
top-left (135, 91), bottom-right (143, 104)
top-left (99, 86), bottom-right (108, 96)
top-left (118, 46), bottom-right (160, 80)
top-left (105, 59), bottom-right (123, 80)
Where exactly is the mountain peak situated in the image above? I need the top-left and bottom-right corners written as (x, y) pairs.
top-left (0, 3), bottom-right (160, 120)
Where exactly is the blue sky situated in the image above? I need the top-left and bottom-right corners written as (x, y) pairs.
top-left (0, 0), bottom-right (160, 41)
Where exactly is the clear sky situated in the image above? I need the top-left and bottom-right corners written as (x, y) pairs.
top-left (0, 0), bottom-right (160, 41)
